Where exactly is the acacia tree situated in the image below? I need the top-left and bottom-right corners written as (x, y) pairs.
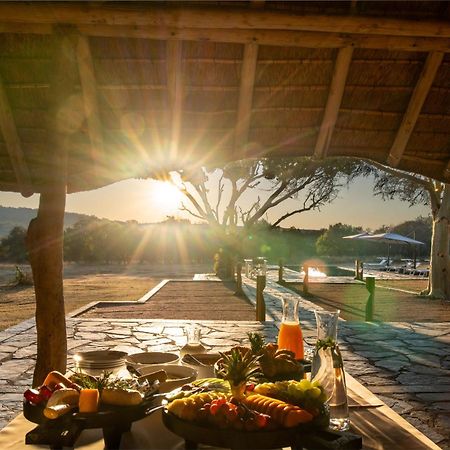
top-left (176, 158), bottom-right (356, 229)
top-left (363, 161), bottom-right (449, 299)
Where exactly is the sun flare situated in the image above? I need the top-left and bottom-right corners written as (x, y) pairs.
top-left (151, 181), bottom-right (184, 212)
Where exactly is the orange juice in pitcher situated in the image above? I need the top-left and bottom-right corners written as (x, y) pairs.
top-left (277, 297), bottom-right (304, 359)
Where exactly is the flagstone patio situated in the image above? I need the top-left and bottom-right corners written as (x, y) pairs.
top-left (0, 272), bottom-right (448, 448)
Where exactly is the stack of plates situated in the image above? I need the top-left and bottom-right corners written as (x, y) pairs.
top-left (74, 350), bottom-right (128, 376)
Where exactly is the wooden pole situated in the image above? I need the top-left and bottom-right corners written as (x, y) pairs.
top-left (365, 276), bottom-right (375, 321)
top-left (27, 27), bottom-right (78, 386)
top-left (256, 275), bottom-right (266, 321)
top-left (354, 259), bottom-right (360, 280)
top-left (27, 188), bottom-right (67, 386)
top-left (278, 259), bottom-right (284, 283)
top-left (303, 264), bottom-right (309, 295)
top-left (235, 262), bottom-right (244, 295)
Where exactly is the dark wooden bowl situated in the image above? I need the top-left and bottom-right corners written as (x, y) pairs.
top-left (23, 396), bottom-right (161, 448)
top-left (162, 410), bottom-right (362, 450)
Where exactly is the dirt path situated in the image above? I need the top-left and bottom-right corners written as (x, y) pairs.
top-left (0, 263), bottom-right (211, 330)
top-left (79, 280), bottom-right (256, 321)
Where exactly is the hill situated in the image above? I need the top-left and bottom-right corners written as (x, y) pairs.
top-left (0, 206), bottom-right (92, 237)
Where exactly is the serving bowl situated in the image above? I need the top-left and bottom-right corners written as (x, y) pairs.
top-left (138, 364), bottom-right (197, 392)
top-left (181, 353), bottom-right (221, 367)
top-left (126, 351), bottom-right (179, 366)
top-left (74, 350), bottom-right (128, 376)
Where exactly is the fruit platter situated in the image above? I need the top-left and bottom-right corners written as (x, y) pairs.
top-left (162, 336), bottom-right (362, 450)
top-left (23, 369), bottom-right (163, 448)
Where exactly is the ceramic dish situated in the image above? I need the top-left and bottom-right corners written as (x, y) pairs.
top-left (138, 364), bottom-right (197, 392)
top-left (181, 353), bottom-right (221, 366)
top-left (126, 351), bottom-right (179, 366)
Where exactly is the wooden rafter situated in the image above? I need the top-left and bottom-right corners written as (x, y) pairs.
top-left (1, 4), bottom-right (450, 38)
top-left (235, 43), bottom-right (259, 155)
top-left (166, 41), bottom-right (183, 157)
top-left (0, 73), bottom-right (32, 196)
top-left (314, 47), bottom-right (353, 159)
top-left (76, 35), bottom-right (103, 172)
top-left (387, 51), bottom-right (444, 167)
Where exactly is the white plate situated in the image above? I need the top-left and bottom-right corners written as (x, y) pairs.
top-left (138, 364), bottom-right (197, 392)
top-left (126, 352), bottom-right (179, 366)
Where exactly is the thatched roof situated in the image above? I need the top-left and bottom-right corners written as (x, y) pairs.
top-left (0, 1), bottom-right (449, 195)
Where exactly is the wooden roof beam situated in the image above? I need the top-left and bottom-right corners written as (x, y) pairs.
top-left (235, 43), bottom-right (259, 156)
top-left (314, 47), bottom-right (353, 159)
top-left (76, 35), bottom-right (103, 173)
top-left (0, 74), bottom-right (33, 196)
top-left (387, 51), bottom-right (444, 167)
top-left (166, 41), bottom-right (183, 158)
top-left (1, 4), bottom-right (450, 38)
top-left (1, 24), bottom-right (450, 53)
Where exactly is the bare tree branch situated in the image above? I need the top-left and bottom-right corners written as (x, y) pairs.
top-left (215, 174), bottom-right (224, 222)
top-left (180, 186), bottom-right (208, 221)
top-left (179, 202), bottom-right (207, 221)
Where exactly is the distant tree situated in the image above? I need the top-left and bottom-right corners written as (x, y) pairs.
top-left (361, 162), bottom-right (449, 299)
top-left (173, 158), bottom-right (357, 275)
top-left (0, 226), bottom-right (28, 262)
top-left (177, 158), bottom-right (356, 229)
top-left (316, 223), bottom-right (365, 257)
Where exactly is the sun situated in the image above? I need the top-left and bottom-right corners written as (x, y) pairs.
top-left (151, 181), bottom-right (184, 212)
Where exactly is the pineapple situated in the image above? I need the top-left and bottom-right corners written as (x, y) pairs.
top-left (216, 347), bottom-right (261, 399)
top-left (248, 332), bottom-right (265, 354)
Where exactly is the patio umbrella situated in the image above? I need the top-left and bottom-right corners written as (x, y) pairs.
top-left (342, 232), bottom-right (372, 240)
top-left (356, 232), bottom-right (425, 266)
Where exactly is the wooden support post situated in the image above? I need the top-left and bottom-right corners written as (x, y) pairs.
top-left (365, 276), bottom-right (375, 322)
top-left (27, 187), bottom-right (67, 386)
top-left (354, 259), bottom-right (363, 280)
top-left (278, 259), bottom-right (284, 283)
top-left (256, 275), bottom-right (266, 321)
top-left (235, 262), bottom-right (244, 295)
top-left (303, 264), bottom-right (309, 295)
top-left (27, 27), bottom-right (78, 386)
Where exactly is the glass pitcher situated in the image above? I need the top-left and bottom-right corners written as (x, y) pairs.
top-left (180, 325), bottom-right (206, 357)
top-left (310, 310), bottom-right (349, 431)
top-left (277, 297), bottom-right (304, 359)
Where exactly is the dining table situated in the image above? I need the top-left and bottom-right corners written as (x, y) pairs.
top-left (0, 366), bottom-right (442, 450)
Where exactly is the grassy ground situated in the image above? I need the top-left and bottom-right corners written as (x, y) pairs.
top-left (287, 282), bottom-right (450, 322)
top-left (0, 263), bottom-right (210, 331)
top-left (376, 278), bottom-right (429, 293)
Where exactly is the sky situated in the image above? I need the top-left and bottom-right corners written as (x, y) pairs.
top-left (0, 172), bottom-right (429, 231)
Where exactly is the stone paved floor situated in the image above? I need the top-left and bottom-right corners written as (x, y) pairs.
top-left (0, 273), bottom-right (448, 449)
top-left (0, 316), bottom-right (278, 431)
top-left (242, 272), bottom-right (450, 449)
